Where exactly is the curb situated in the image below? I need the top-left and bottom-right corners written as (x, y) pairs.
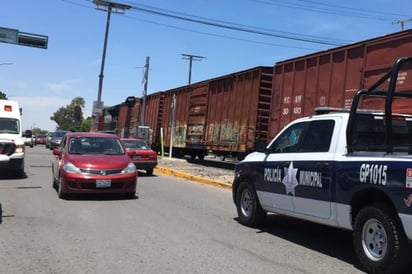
top-left (154, 166), bottom-right (232, 190)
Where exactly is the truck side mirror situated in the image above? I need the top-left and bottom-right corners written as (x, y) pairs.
top-left (254, 141), bottom-right (267, 153)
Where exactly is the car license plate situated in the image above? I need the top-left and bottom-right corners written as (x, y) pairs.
top-left (133, 155), bottom-right (141, 160)
top-left (96, 180), bottom-right (111, 188)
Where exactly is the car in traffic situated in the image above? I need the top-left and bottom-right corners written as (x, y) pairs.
top-left (52, 132), bottom-right (137, 199)
top-left (121, 138), bottom-right (157, 175)
top-left (22, 129), bottom-right (33, 147)
top-left (34, 134), bottom-right (47, 145)
top-left (49, 130), bottom-right (70, 150)
top-left (45, 132), bottom-right (53, 149)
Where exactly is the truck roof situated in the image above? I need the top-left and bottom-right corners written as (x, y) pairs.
top-left (0, 100), bottom-right (21, 118)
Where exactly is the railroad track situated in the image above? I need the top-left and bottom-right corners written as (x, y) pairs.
top-left (185, 156), bottom-right (237, 171)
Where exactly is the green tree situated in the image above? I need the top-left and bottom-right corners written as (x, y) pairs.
top-left (0, 91), bottom-right (8, 100)
top-left (32, 127), bottom-right (48, 135)
top-left (79, 117), bottom-right (92, 132)
top-left (50, 97), bottom-right (86, 131)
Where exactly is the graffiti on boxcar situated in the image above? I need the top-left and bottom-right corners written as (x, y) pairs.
top-left (207, 120), bottom-right (240, 146)
top-left (187, 124), bottom-right (204, 136)
top-left (187, 124), bottom-right (205, 145)
top-left (173, 122), bottom-right (187, 147)
top-left (222, 120), bottom-right (240, 144)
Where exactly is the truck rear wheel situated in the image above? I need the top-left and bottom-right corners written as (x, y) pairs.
top-left (236, 181), bottom-right (266, 227)
top-left (352, 203), bottom-right (410, 273)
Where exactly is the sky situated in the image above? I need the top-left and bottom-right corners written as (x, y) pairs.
top-left (1, 0), bottom-right (411, 132)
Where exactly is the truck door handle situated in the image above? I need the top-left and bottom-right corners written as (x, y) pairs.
top-left (317, 162), bottom-right (330, 168)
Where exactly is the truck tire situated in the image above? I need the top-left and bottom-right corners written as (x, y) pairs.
top-left (236, 180), bottom-right (266, 227)
top-left (352, 203), bottom-right (411, 274)
top-left (18, 160), bottom-right (25, 178)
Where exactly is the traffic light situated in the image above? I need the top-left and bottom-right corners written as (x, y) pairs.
top-left (17, 32), bottom-right (48, 49)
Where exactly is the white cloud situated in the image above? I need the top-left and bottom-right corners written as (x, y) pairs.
top-left (13, 96), bottom-right (69, 108)
top-left (47, 79), bottom-right (82, 93)
top-left (9, 96), bottom-right (71, 131)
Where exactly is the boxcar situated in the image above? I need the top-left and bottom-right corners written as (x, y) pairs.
top-left (103, 29), bottom-right (412, 161)
top-left (270, 29), bottom-right (412, 139)
top-left (142, 68), bottom-right (273, 160)
top-left (158, 81), bottom-right (209, 159)
top-left (143, 91), bottom-right (164, 151)
top-left (116, 97), bottom-right (143, 138)
top-left (204, 67), bottom-right (273, 160)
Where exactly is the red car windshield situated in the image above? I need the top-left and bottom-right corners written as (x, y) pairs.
top-left (69, 137), bottom-right (125, 155)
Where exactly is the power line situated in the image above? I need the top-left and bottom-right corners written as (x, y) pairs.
top-left (70, 0), bottom-right (407, 47)
top-left (69, 0), bottom-right (350, 46)
top-left (296, 0), bottom-right (409, 18)
top-left (125, 1), bottom-right (339, 39)
top-left (62, 0), bottom-right (324, 50)
top-left (252, 0), bottom-right (410, 21)
top-left (123, 2), bottom-right (346, 46)
top-left (123, 14), bottom-right (322, 51)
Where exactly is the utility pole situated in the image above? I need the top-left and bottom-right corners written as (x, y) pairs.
top-left (175, 54), bottom-right (205, 158)
top-left (141, 56), bottom-right (150, 126)
top-left (92, 0), bottom-right (131, 131)
top-left (181, 54), bottom-right (205, 85)
top-left (392, 18), bottom-right (412, 31)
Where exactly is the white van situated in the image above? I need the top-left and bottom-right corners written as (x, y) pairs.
top-left (0, 100), bottom-right (25, 176)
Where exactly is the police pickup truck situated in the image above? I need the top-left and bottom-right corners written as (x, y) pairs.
top-left (232, 57), bottom-right (412, 273)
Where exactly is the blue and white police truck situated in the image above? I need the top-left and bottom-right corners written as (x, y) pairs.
top-left (232, 57), bottom-right (412, 273)
top-left (0, 100), bottom-right (25, 176)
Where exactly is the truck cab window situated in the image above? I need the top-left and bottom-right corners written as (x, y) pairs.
top-left (268, 122), bottom-right (306, 153)
top-left (301, 120), bottom-right (335, 152)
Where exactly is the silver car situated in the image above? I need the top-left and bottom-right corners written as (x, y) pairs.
top-left (49, 130), bottom-right (70, 150)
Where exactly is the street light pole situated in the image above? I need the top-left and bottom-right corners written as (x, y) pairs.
top-left (92, 0), bottom-right (131, 131)
top-left (169, 93), bottom-right (176, 158)
top-left (97, 5), bottom-right (111, 104)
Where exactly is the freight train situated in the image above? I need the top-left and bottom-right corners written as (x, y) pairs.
top-left (99, 29), bottom-right (412, 160)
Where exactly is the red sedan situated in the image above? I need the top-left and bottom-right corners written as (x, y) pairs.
top-left (34, 134), bottom-right (47, 145)
top-left (52, 132), bottom-right (137, 199)
top-left (121, 138), bottom-right (158, 175)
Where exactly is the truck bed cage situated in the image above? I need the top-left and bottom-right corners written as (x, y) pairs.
top-left (347, 57), bottom-right (412, 154)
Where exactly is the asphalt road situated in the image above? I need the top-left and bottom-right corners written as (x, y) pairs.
top-left (0, 145), bottom-right (365, 274)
